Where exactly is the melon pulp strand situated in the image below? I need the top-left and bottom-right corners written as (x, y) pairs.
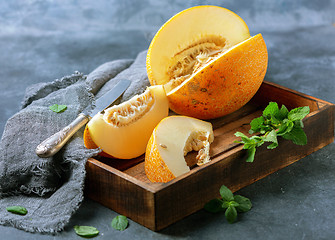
top-left (85, 85), bottom-right (169, 159)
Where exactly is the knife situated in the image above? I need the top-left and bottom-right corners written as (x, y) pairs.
top-left (35, 79), bottom-right (131, 158)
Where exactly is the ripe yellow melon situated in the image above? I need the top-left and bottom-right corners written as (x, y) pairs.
top-left (145, 116), bottom-right (214, 183)
top-left (83, 85), bottom-right (169, 159)
top-left (146, 6), bottom-right (268, 119)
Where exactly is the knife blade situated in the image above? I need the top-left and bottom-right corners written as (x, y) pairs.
top-left (35, 79), bottom-right (131, 158)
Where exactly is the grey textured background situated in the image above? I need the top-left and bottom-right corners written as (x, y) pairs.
top-left (0, 0), bottom-right (335, 239)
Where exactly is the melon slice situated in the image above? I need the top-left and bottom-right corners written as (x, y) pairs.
top-left (145, 116), bottom-right (214, 183)
top-left (146, 6), bottom-right (268, 119)
top-left (84, 85), bottom-right (169, 159)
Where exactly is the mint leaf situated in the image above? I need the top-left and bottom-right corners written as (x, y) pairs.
top-left (263, 102), bottom-right (279, 117)
top-left (234, 195), bottom-right (252, 213)
top-left (49, 104), bottom-right (67, 113)
top-left (74, 225), bottom-right (99, 238)
top-left (275, 104), bottom-right (289, 120)
top-left (225, 205), bottom-right (237, 224)
top-left (234, 132), bottom-right (251, 144)
top-left (246, 147), bottom-right (256, 162)
top-left (249, 116), bottom-right (265, 133)
top-left (263, 130), bottom-right (278, 149)
top-left (6, 206), bottom-right (27, 215)
top-left (204, 199), bottom-right (224, 213)
top-left (228, 201), bottom-right (240, 208)
top-left (282, 126), bottom-right (307, 145)
top-left (276, 119), bottom-right (294, 136)
top-left (220, 185), bottom-right (234, 201)
top-left (288, 106), bottom-right (310, 121)
top-left (111, 215), bottom-right (128, 231)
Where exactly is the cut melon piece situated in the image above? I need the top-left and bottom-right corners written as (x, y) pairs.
top-left (84, 85), bottom-right (169, 159)
top-left (145, 116), bottom-right (214, 182)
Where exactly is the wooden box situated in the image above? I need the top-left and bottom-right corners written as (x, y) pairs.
top-left (84, 81), bottom-right (335, 231)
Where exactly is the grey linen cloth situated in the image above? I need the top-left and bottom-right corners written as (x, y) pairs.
top-left (0, 50), bottom-right (149, 233)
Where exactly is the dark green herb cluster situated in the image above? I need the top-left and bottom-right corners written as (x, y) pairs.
top-left (204, 185), bottom-right (252, 223)
top-left (235, 102), bottom-right (310, 162)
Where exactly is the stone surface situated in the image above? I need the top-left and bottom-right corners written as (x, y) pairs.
top-left (0, 0), bottom-right (334, 239)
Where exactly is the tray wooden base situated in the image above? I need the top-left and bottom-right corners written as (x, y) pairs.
top-left (84, 81), bottom-right (335, 231)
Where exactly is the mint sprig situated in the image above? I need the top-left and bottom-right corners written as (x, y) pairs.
top-left (204, 185), bottom-right (252, 223)
top-left (235, 102), bottom-right (310, 163)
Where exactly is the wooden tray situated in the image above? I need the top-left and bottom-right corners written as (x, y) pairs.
top-left (84, 81), bottom-right (335, 231)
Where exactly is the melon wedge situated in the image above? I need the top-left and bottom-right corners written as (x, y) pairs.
top-left (84, 85), bottom-right (169, 159)
top-left (145, 116), bottom-right (214, 183)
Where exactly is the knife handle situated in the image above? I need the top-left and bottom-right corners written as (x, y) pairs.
top-left (36, 113), bottom-right (90, 158)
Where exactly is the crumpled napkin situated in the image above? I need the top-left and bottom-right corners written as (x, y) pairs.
top-left (0, 50), bottom-right (149, 233)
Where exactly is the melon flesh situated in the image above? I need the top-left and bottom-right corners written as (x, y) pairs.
top-left (87, 85), bottom-right (169, 159)
top-left (147, 5), bottom-right (250, 88)
top-left (153, 116), bottom-right (214, 177)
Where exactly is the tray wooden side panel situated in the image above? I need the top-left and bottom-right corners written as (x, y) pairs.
top-left (153, 102), bottom-right (334, 231)
top-left (85, 160), bottom-right (157, 229)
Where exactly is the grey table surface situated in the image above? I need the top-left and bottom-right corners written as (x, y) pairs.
top-left (1, 0), bottom-right (335, 239)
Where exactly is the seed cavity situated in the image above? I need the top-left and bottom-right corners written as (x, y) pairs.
top-left (103, 88), bottom-right (154, 127)
top-left (165, 35), bottom-right (229, 92)
top-left (183, 131), bottom-right (211, 166)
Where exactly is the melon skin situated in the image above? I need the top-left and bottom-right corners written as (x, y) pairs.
top-left (166, 34), bottom-right (268, 120)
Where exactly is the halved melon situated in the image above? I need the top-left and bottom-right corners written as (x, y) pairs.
top-left (145, 116), bottom-right (214, 183)
top-left (146, 5), bottom-right (268, 119)
top-left (84, 85), bottom-right (169, 159)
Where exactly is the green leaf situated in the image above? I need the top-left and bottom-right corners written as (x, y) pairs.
top-left (234, 195), bottom-right (252, 213)
top-left (276, 120), bottom-right (294, 136)
top-left (282, 126), bottom-right (307, 145)
top-left (295, 119), bottom-right (304, 128)
top-left (49, 104), bottom-right (67, 113)
top-left (111, 215), bottom-right (129, 231)
top-left (250, 116), bottom-right (265, 133)
top-left (74, 225), bottom-right (99, 238)
top-left (220, 185), bottom-right (234, 202)
top-left (275, 104), bottom-right (289, 120)
top-left (264, 130), bottom-right (277, 143)
top-left (263, 130), bottom-right (278, 149)
top-left (225, 206), bottom-right (237, 224)
top-left (204, 199), bottom-right (224, 213)
top-left (234, 132), bottom-right (251, 144)
top-left (228, 201), bottom-right (240, 207)
top-left (263, 102), bottom-right (279, 118)
top-left (246, 146), bottom-right (256, 162)
top-left (6, 206), bottom-right (27, 215)
top-left (222, 201), bottom-right (230, 209)
top-left (288, 106), bottom-right (310, 121)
